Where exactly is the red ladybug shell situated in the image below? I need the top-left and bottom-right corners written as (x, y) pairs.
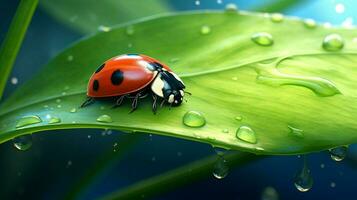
top-left (87, 54), bottom-right (172, 97)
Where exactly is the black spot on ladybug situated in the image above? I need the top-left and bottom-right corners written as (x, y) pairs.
top-left (93, 80), bottom-right (99, 91)
top-left (111, 70), bottom-right (124, 85)
top-left (154, 62), bottom-right (164, 68)
top-left (95, 63), bottom-right (105, 73)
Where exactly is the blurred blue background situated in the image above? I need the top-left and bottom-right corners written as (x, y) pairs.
top-left (1, 0), bottom-right (357, 199)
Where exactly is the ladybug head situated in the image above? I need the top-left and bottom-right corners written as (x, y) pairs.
top-left (166, 89), bottom-right (184, 106)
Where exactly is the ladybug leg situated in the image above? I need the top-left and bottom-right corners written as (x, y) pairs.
top-left (80, 97), bottom-right (94, 108)
top-left (160, 99), bottom-right (165, 108)
top-left (152, 94), bottom-right (158, 114)
top-left (129, 93), bottom-right (141, 113)
top-left (113, 95), bottom-right (126, 108)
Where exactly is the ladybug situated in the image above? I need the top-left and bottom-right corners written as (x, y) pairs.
top-left (81, 54), bottom-right (188, 113)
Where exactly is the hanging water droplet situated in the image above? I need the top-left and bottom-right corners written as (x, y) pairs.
top-left (261, 186), bottom-right (279, 200)
top-left (294, 156), bottom-right (313, 192)
top-left (251, 32), bottom-right (274, 46)
top-left (304, 19), bottom-right (317, 28)
top-left (322, 33), bottom-right (344, 51)
top-left (225, 3), bottom-right (238, 12)
top-left (16, 115), bottom-right (42, 128)
top-left (288, 125), bottom-right (304, 138)
top-left (329, 146), bottom-right (348, 161)
top-left (335, 3), bottom-right (345, 14)
top-left (13, 135), bottom-right (32, 151)
top-left (270, 13), bottom-right (284, 23)
top-left (222, 128), bottom-right (229, 133)
top-left (213, 146), bottom-right (228, 156)
top-left (236, 125), bottom-right (257, 144)
top-left (183, 111), bottom-right (206, 128)
top-left (217, 0), bottom-right (222, 4)
top-left (126, 26), bottom-right (135, 36)
top-left (70, 108), bottom-right (77, 113)
top-left (96, 115), bottom-right (113, 123)
top-left (213, 156), bottom-right (229, 179)
top-left (200, 25), bottom-right (211, 35)
top-left (194, 0), bottom-right (200, 6)
top-left (98, 25), bottom-right (111, 32)
top-left (48, 116), bottom-right (61, 124)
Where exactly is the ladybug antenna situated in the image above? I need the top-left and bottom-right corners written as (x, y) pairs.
top-left (184, 91), bottom-right (192, 95)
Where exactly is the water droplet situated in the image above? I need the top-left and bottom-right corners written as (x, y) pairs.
top-left (217, 0), bottom-right (222, 4)
top-left (341, 17), bottom-right (353, 28)
top-left (251, 32), bottom-right (274, 46)
top-left (48, 116), bottom-right (61, 124)
top-left (256, 57), bottom-right (341, 97)
top-left (87, 135), bottom-right (92, 139)
top-left (67, 55), bottom-right (74, 62)
top-left (13, 135), bottom-right (32, 151)
top-left (294, 156), bottom-right (313, 192)
top-left (261, 186), bottom-right (279, 200)
top-left (235, 116), bottom-right (242, 121)
top-left (322, 33), bottom-right (344, 51)
top-left (329, 146), bottom-right (348, 161)
top-left (200, 25), bottom-right (211, 35)
top-left (66, 160), bottom-right (73, 168)
top-left (98, 25), bottom-right (111, 32)
top-left (304, 18), bottom-right (317, 28)
top-left (70, 108), bottom-right (77, 113)
top-left (169, 58), bottom-right (180, 63)
top-left (195, 0), bottom-right (200, 6)
top-left (57, 105), bottom-right (62, 108)
top-left (213, 146), bottom-right (228, 156)
top-left (113, 142), bottom-right (119, 152)
top-left (225, 3), bottom-right (238, 12)
top-left (320, 163), bottom-right (325, 169)
top-left (97, 114), bottom-right (113, 123)
top-left (288, 125), bottom-right (304, 138)
top-left (61, 92), bottom-right (67, 96)
top-left (231, 76), bottom-right (238, 81)
top-left (56, 99), bottom-right (61, 103)
top-left (126, 26), bottom-right (135, 36)
top-left (236, 125), bottom-right (257, 144)
top-left (213, 156), bottom-right (229, 179)
top-left (183, 111), bottom-right (206, 128)
top-left (11, 77), bottom-right (18, 85)
top-left (270, 13), bottom-right (284, 23)
top-left (222, 129), bottom-right (229, 133)
top-left (16, 115), bottom-right (42, 128)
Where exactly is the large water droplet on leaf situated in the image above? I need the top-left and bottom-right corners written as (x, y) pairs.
top-left (236, 125), bottom-right (257, 144)
top-left (96, 115), bottom-right (113, 123)
top-left (16, 115), bottom-right (42, 128)
top-left (183, 111), bottom-right (206, 128)
top-left (322, 33), bottom-right (344, 51)
top-left (270, 13), bottom-right (284, 23)
top-left (251, 32), bottom-right (274, 46)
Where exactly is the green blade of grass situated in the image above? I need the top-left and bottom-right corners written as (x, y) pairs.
top-left (253, 0), bottom-right (308, 12)
top-left (100, 152), bottom-right (264, 200)
top-left (0, 0), bottom-right (38, 100)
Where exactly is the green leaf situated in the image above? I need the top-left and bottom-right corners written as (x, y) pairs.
top-left (0, 0), bottom-right (38, 99)
top-left (1, 11), bottom-right (357, 155)
top-left (40, 0), bottom-right (172, 34)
